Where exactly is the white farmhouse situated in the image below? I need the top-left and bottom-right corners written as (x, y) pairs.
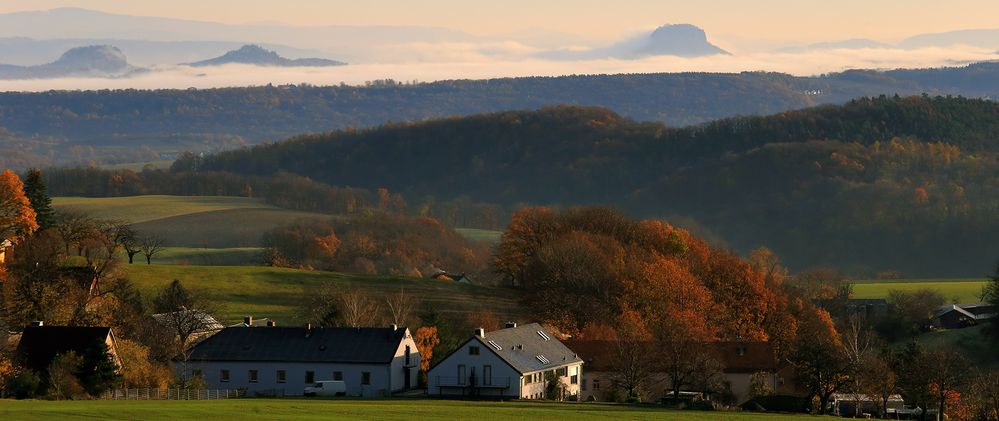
top-left (428, 322), bottom-right (583, 399)
top-left (179, 324), bottom-right (419, 397)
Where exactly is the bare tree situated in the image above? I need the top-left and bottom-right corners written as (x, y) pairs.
top-left (608, 340), bottom-right (656, 400)
top-left (385, 287), bottom-right (416, 326)
top-left (140, 234), bottom-right (165, 265)
top-left (117, 224), bottom-right (141, 264)
top-left (151, 280), bottom-right (220, 365)
top-left (305, 282), bottom-right (381, 327)
top-left (53, 210), bottom-right (93, 255)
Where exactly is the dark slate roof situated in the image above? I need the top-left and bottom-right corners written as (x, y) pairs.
top-left (16, 326), bottom-right (113, 373)
top-left (564, 340), bottom-right (780, 374)
top-left (473, 323), bottom-right (582, 374)
top-left (186, 326), bottom-right (408, 364)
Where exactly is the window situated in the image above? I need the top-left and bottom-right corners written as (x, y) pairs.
top-left (592, 379), bottom-right (601, 390)
top-left (361, 372), bottom-right (371, 385)
top-left (483, 365), bottom-right (492, 385)
top-left (333, 371), bottom-right (343, 381)
top-left (736, 345), bottom-right (747, 356)
top-left (405, 345), bottom-right (411, 365)
top-left (458, 365), bottom-right (466, 385)
top-left (487, 340), bottom-right (502, 351)
top-left (192, 369), bottom-right (202, 378)
top-left (536, 355), bottom-right (550, 364)
top-left (556, 367), bottom-right (567, 377)
top-left (248, 370), bottom-right (259, 383)
top-left (469, 346), bottom-right (480, 355)
top-left (305, 371), bottom-right (315, 384)
top-left (570, 374), bottom-right (578, 385)
top-left (276, 370), bottom-right (286, 383)
top-left (537, 330), bottom-right (551, 341)
top-left (220, 369), bottom-right (230, 382)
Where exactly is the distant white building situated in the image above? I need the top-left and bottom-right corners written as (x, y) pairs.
top-left (0, 239), bottom-right (12, 265)
top-left (428, 322), bottom-right (583, 399)
top-left (179, 324), bottom-right (419, 397)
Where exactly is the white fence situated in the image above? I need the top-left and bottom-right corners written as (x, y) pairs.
top-left (100, 388), bottom-right (247, 400)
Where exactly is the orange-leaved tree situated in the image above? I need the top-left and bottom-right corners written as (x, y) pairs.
top-left (413, 326), bottom-right (440, 373)
top-left (0, 169), bottom-right (38, 243)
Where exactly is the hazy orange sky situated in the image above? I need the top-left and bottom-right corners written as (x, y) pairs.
top-left (1, 0), bottom-right (997, 46)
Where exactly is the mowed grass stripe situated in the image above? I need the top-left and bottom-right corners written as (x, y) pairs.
top-left (852, 280), bottom-right (988, 302)
top-left (53, 195), bottom-right (282, 224)
top-left (122, 265), bottom-right (526, 325)
top-left (0, 398), bottom-right (817, 421)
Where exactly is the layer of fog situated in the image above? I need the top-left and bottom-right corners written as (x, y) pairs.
top-left (0, 45), bottom-right (995, 92)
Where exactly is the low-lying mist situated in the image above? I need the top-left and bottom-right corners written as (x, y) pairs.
top-left (0, 44), bottom-right (995, 91)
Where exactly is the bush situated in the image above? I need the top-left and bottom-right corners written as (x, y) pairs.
top-left (740, 395), bottom-right (809, 412)
top-left (8, 369), bottom-right (43, 399)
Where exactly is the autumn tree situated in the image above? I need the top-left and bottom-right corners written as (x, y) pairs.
top-left (47, 351), bottom-right (84, 399)
top-left (791, 306), bottom-right (851, 414)
top-left (465, 308), bottom-right (500, 332)
top-left (967, 370), bottom-right (999, 421)
top-left (413, 326), bottom-right (440, 374)
top-left (22, 168), bottom-right (55, 231)
top-left (607, 309), bottom-right (656, 400)
top-left (0, 169), bottom-right (38, 243)
top-left (2, 230), bottom-right (68, 326)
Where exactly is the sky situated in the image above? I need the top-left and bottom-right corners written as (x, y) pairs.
top-left (1, 0), bottom-right (998, 47)
top-left (0, 1), bottom-right (998, 90)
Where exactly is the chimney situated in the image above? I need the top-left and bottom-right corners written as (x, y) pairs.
top-left (305, 323), bottom-right (312, 338)
top-left (30, 320), bottom-right (44, 327)
top-left (391, 324), bottom-right (398, 331)
top-left (504, 322), bottom-right (517, 329)
top-left (244, 315), bottom-right (253, 326)
top-left (474, 327), bottom-right (485, 338)
top-left (266, 320), bottom-right (276, 327)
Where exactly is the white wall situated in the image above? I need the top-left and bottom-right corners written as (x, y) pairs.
top-left (388, 330), bottom-right (421, 391)
top-left (428, 338), bottom-right (522, 398)
top-left (178, 361), bottom-right (397, 397)
top-left (428, 338), bottom-right (583, 399)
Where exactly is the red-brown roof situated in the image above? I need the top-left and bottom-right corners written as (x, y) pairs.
top-left (564, 339), bottom-right (780, 373)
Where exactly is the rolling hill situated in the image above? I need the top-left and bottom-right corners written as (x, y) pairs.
top-left (122, 264), bottom-right (526, 325)
top-left (179, 96), bottom-right (999, 277)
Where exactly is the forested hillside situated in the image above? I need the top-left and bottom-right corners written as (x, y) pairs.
top-left (177, 96), bottom-right (999, 277)
top-left (7, 63), bottom-right (999, 170)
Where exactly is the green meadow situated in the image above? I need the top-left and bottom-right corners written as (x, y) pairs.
top-left (851, 278), bottom-right (989, 303)
top-left (0, 398), bottom-right (815, 421)
top-left (122, 264), bottom-right (525, 325)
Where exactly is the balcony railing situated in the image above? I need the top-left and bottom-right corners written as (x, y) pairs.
top-left (434, 376), bottom-right (511, 388)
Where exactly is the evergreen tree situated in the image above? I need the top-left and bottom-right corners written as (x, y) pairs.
top-left (76, 341), bottom-right (121, 396)
top-left (23, 168), bottom-right (55, 230)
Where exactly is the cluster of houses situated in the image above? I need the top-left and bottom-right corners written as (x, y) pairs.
top-left (13, 316), bottom-right (804, 405)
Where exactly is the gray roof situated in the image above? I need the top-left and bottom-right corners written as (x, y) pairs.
top-left (933, 302), bottom-right (997, 321)
top-left (186, 326), bottom-right (409, 364)
top-left (472, 323), bottom-right (582, 374)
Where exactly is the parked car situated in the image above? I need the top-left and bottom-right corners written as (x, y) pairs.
top-left (304, 381), bottom-right (347, 397)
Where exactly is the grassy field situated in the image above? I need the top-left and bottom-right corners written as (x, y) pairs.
top-left (455, 228), bottom-right (503, 244)
top-left (128, 247), bottom-right (264, 266)
top-left (122, 264), bottom-right (526, 325)
top-left (0, 398), bottom-right (814, 421)
top-left (54, 195), bottom-right (500, 251)
top-left (851, 278), bottom-right (988, 303)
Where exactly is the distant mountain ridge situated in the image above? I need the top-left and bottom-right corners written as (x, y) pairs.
top-left (541, 23), bottom-right (728, 60)
top-left (0, 45), bottom-right (145, 79)
top-left (185, 45), bottom-right (346, 67)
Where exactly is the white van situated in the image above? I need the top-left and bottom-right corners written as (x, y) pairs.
top-left (304, 380), bottom-right (347, 397)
